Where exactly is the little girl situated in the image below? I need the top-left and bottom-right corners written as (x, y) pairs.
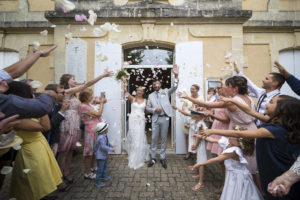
top-left (201, 95), bottom-right (300, 200)
top-left (190, 135), bottom-right (263, 200)
top-left (173, 106), bottom-right (209, 191)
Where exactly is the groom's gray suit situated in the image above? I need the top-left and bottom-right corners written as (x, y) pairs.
top-left (146, 79), bottom-right (178, 160)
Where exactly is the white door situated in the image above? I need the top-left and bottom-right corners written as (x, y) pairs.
top-left (94, 42), bottom-right (122, 154)
top-left (279, 50), bottom-right (300, 98)
top-left (175, 42), bottom-right (204, 154)
top-left (0, 51), bottom-right (19, 69)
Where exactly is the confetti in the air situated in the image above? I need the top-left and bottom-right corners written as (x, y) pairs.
top-left (40, 30), bottom-right (48, 36)
top-left (23, 169), bottom-right (31, 174)
top-left (76, 142), bottom-right (82, 147)
top-left (75, 14), bottom-right (87, 22)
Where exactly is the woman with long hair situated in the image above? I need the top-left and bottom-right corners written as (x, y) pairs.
top-left (200, 95), bottom-right (300, 200)
top-left (57, 69), bottom-right (112, 183)
top-left (182, 76), bottom-right (262, 192)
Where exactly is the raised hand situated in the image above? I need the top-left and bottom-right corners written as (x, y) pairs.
top-left (172, 64), bottom-right (179, 78)
top-left (39, 45), bottom-right (58, 57)
top-left (177, 91), bottom-right (188, 98)
top-left (274, 61), bottom-right (290, 79)
top-left (199, 129), bottom-right (213, 137)
top-left (102, 68), bottom-right (114, 78)
top-left (233, 61), bottom-right (240, 74)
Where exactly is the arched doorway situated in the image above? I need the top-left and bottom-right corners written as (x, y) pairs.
top-left (123, 46), bottom-right (176, 152)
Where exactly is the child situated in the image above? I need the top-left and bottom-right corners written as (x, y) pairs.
top-left (173, 106), bottom-right (209, 191)
top-left (190, 135), bottom-right (263, 200)
top-left (94, 122), bottom-right (116, 187)
top-left (201, 95), bottom-right (300, 200)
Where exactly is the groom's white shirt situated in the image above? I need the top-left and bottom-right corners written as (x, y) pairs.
top-left (146, 79), bottom-right (178, 122)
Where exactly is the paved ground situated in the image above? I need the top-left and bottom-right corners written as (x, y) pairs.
top-left (1, 153), bottom-right (222, 200)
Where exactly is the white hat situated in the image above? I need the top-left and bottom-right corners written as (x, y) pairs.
top-left (29, 80), bottom-right (43, 89)
top-left (94, 122), bottom-right (109, 133)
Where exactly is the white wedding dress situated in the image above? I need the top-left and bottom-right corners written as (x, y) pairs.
top-left (125, 99), bottom-right (150, 170)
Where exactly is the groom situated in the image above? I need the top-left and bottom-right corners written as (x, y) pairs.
top-left (146, 64), bottom-right (179, 169)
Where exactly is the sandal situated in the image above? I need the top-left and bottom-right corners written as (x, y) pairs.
top-left (64, 175), bottom-right (74, 183)
top-left (192, 183), bottom-right (205, 191)
top-left (183, 154), bottom-right (191, 160)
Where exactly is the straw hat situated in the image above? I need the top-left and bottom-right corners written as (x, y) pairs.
top-left (0, 136), bottom-right (23, 157)
top-left (94, 122), bottom-right (109, 134)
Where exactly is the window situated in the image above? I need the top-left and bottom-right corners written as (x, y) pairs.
top-left (0, 51), bottom-right (19, 70)
top-left (124, 46), bottom-right (173, 65)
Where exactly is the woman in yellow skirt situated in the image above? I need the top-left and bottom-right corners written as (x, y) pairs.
top-left (5, 81), bottom-right (62, 200)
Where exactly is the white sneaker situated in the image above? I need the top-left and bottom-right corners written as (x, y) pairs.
top-left (84, 173), bottom-right (96, 179)
top-left (90, 167), bottom-right (98, 172)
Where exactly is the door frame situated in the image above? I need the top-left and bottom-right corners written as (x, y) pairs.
top-left (123, 64), bottom-right (175, 152)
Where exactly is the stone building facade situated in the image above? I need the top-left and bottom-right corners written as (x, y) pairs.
top-left (0, 0), bottom-right (299, 153)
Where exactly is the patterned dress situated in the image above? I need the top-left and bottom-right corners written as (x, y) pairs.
top-left (58, 96), bottom-right (80, 152)
top-left (79, 103), bottom-right (101, 156)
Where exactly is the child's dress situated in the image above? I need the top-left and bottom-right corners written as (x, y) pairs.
top-left (218, 137), bottom-right (263, 200)
top-left (196, 121), bottom-right (209, 163)
top-left (188, 119), bottom-right (206, 154)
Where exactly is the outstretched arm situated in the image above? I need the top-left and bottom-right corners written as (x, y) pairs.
top-left (184, 94), bottom-right (225, 108)
top-left (274, 61), bottom-right (300, 96)
top-left (4, 45), bottom-right (57, 79)
top-left (167, 64), bottom-right (179, 96)
top-left (172, 105), bottom-right (191, 116)
top-left (190, 153), bottom-right (234, 170)
top-left (123, 82), bottom-right (134, 103)
top-left (221, 97), bottom-right (269, 122)
top-left (65, 69), bottom-right (113, 95)
top-left (206, 110), bottom-right (230, 123)
top-left (192, 134), bottom-right (219, 144)
top-left (200, 128), bottom-right (275, 139)
top-left (233, 62), bottom-right (264, 98)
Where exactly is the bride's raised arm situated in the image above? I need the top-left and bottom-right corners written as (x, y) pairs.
top-left (123, 79), bottom-right (134, 103)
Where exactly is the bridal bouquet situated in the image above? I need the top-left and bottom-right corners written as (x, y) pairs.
top-left (115, 69), bottom-right (129, 81)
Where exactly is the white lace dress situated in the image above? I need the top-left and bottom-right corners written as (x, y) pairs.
top-left (218, 137), bottom-right (263, 200)
top-left (125, 99), bottom-right (150, 170)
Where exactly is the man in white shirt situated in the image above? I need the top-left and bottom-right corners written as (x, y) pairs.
top-left (234, 63), bottom-right (285, 126)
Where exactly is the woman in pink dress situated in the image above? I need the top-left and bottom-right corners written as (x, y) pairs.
top-left (57, 69), bottom-right (112, 183)
top-left (183, 76), bottom-right (262, 193)
top-left (79, 88), bottom-right (106, 179)
top-left (206, 87), bottom-right (230, 155)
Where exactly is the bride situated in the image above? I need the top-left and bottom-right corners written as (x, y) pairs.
top-left (124, 85), bottom-right (150, 170)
